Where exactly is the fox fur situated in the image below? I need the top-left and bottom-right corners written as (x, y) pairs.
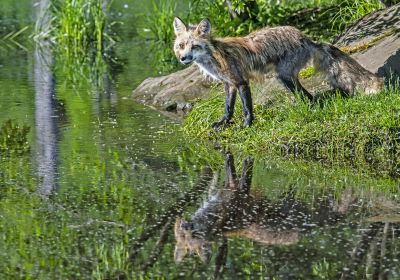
top-left (173, 17), bottom-right (383, 128)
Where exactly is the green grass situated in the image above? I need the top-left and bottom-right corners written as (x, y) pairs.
top-left (145, 0), bottom-right (181, 73)
top-left (0, 120), bottom-right (30, 155)
top-left (33, 0), bottom-right (115, 86)
top-left (54, 0), bottom-right (113, 85)
top-left (182, 84), bottom-right (400, 176)
top-left (54, 0), bottom-right (111, 51)
top-left (331, 0), bottom-right (383, 31)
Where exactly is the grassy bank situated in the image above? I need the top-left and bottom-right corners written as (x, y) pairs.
top-left (182, 85), bottom-right (400, 176)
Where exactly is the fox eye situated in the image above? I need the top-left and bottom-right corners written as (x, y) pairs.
top-left (192, 45), bottom-right (201, 50)
top-left (179, 43), bottom-right (185, 49)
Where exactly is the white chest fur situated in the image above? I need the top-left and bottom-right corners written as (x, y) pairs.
top-left (195, 61), bottom-right (221, 81)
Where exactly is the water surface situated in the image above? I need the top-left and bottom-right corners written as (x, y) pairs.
top-left (0, 1), bottom-right (399, 279)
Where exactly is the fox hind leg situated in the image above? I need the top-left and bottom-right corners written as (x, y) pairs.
top-left (278, 75), bottom-right (313, 101)
top-left (277, 52), bottom-right (313, 101)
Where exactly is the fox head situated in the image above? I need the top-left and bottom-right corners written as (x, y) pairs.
top-left (173, 17), bottom-right (212, 65)
top-left (174, 217), bottom-right (212, 264)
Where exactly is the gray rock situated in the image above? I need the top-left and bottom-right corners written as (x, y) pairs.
top-left (132, 4), bottom-right (400, 111)
top-left (131, 64), bottom-right (214, 110)
top-left (334, 4), bottom-right (400, 46)
top-left (335, 3), bottom-right (400, 78)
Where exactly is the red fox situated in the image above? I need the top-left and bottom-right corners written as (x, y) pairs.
top-left (173, 17), bottom-right (383, 128)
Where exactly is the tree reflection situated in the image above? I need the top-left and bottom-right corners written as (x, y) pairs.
top-left (34, 0), bottom-right (59, 195)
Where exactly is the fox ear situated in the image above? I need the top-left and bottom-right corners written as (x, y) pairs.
top-left (196, 18), bottom-right (211, 37)
top-left (173, 17), bottom-right (187, 35)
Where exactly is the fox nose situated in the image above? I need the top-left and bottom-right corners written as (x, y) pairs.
top-left (180, 55), bottom-right (193, 64)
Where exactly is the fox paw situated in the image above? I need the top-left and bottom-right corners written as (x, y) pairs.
top-left (211, 118), bottom-right (230, 130)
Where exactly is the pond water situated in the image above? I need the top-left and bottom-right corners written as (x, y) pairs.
top-left (1, 1), bottom-right (400, 279)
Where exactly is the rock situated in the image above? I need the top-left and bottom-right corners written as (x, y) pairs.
top-left (334, 3), bottom-right (400, 78)
top-left (131, 64), bottom-right (214, 111)
top-left (334, 4), bottom-right (400, 46)
top-left (132, 4), bottom-right (400, 111)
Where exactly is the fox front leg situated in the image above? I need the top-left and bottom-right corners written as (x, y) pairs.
top-left (212, 83), bottom-right (237, 129)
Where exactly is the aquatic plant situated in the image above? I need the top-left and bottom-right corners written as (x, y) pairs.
top-left (54, 0), bottom-right (110, 54)
top-left (146, 0), bottom-right (181, 73)
top-left (0, 119), bottom-right (30, 155)
top-left (33, 0), bottom-right (115, 86)
top-left (55, 0), bottom-right (115, 86)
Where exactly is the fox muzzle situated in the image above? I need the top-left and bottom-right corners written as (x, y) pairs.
top-left (180, 55), bottom-right (193, 65)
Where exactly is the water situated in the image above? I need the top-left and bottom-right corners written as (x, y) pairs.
top-left (1, 1), bottom-right (400, 279)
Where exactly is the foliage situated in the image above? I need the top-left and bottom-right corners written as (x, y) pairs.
top-left (51, 0), bottom-right (112, 51)
top-left (33, 0), bottom-right (116, 86)
top-left (0, 0), bottom-right (32, 39)
top-left (299, 66), bottom-right (316, 79)
top-left (146, 0), bottom-right (182, 73)
top-left (331, 0), bottom-right (383, 31)
top-left (0, 120), bottom-right (30, 155)
top-left (54, 0), bottom-right (114, 85)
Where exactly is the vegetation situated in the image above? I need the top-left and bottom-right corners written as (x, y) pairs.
top-left (0, 120), bottom-right (30, 155)
top-left (145, 0), bottom-right (182, 72)
top-left (330, 0), bottom-right (383, 30)
top-left (182, 83), bottom-right (400, 176)
top-left (34, 0), bottom-right (114, 51)
top-left (1, 0), bottom-right (399, 279)
top-left (32, 0), bottom-right (116, 86)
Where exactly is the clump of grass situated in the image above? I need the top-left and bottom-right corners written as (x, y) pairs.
top-left (54, 0), bottom-right (113, 85)
top-left (33, 0), bottom-right (114, 86)
top-left (0, 119), bottom-right (30, 155)
top-left (182, 84), bottom-right (400, 176)
top-left (54, 0), bottom-right (110, 55)
top-left (331, 0), bottom-right (383, 31)
top-left (146, 0), bottom-right (181, 73)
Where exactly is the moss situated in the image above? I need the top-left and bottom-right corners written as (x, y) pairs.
top-left (299, 66), bottom-right (316, 79)
top-left (340, 28), bottom-right (400, 55)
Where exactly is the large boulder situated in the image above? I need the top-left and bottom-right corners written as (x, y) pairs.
top-left (131, 65), bottom-right (213, 111)
top-left (132, 3), bottom-right (400, 111)
top-left (334, 3), bottom-right (400, 77)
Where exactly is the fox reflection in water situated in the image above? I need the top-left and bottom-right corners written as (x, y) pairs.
top-left (174, 152), bottom-right (353, 264)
